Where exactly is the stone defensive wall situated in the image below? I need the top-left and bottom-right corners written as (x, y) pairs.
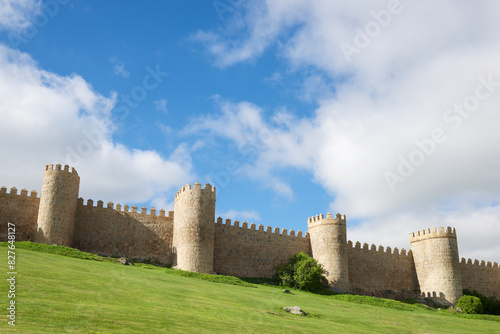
top-left (213, 217), bottom-right (311, 277)
top-left (1, 163), bottom-right (499, 302)
top-left (410, 227), bottom-right (463, 304)
top-left (347, 240), bottom-right (419, 298)
top-left (459, 257), bottom-right (500, 298)
top-left (36, 164), bottom-right (80, 246)
top-left (74, 198), bottom-right (174, 264)
top-left (0, 187), bottom-right (39, 242)
top-left (308, 213), bottom-right (350, 290)
top-left (173, 183), bottom-right (216, 274)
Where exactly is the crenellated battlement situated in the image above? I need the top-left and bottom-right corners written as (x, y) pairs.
top-left (77, 197), bottom-right (173, 218)
top-left (0, 186), bottom-right (39, 198)
top-left (215, 217), bottom-right (309, 238)
top-left (307, 212), bottom-right (346, 228)
top-left (174, 182), bottom-right (216, 200)
top-left (348, 240), bottom-right (412, 257)
top-left (44, 163), bottom-right (79, 177)
top-left (409, 226), bottom-right (456, 243)
top-left (460, 257), bottom-right (500, 269)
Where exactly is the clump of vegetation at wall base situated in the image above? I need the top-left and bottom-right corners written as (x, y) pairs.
top-left (463, 289), bottom-right (500, 315)
top-left (274, 251), bottom-right (327, 292)
top-left (456, 295), bottom-right (483, 314)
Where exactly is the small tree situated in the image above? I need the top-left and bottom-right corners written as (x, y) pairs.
top-left (456, 295), bottom-right (483, 314)
top-left (274, 252), bottom-right (327, 292)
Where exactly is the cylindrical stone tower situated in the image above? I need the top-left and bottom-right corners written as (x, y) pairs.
top-left (410, 227), bottom-right (463, 305)
top-left (308, 213), bottom-right (350, 291)
top-left (172, 182), bottom-right (216, 274)
top-left (35, 164), bottom-right (80, 247)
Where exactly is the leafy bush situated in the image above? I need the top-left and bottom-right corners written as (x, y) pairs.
top-left (274, 252), bottom-right (327, 292)
top-left (463, 289), bottom-right (500, 315)
top-left (456, 295), bottom-right (483, 314)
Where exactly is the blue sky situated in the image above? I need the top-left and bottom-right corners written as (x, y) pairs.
top-left (1, 0), bottom-right (499, 263)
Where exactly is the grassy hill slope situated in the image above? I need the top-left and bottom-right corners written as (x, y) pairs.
top-left (0, 243), bottom-right (499, 333)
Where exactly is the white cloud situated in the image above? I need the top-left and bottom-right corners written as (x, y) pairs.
top-left (0, 0), bottom-right (41, 32)
top-left (109, 56), bottom-right (130, 78)
top-left (150, 195), bottom-right (174, 214)
top-left (154, 98), bottom-right (168, 113)
top-left (192, 0), bottom-right (296, 68)
top-left (0, 44), bottom-right (193, 209)
top-left (185, 99), bottom-right (313, 198)
top-left (218, 209), bottom-right (261, 223)
top-left (192, 1), bottom-right (500, 262)
top-left (347, 205), bottom-right (500, 264)
top-left (264, 72), bottom-right (282, 86)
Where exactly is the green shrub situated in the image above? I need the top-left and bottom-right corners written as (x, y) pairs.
top-left (463, 289), bottom-right (500, 315)
top-left (456, 295), bottom-right (483, 314)
top-left (274, 252), bottom-right (327, 292)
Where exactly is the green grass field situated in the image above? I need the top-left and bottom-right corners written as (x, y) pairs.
top-left (0, 242), bottom-right (499, 333)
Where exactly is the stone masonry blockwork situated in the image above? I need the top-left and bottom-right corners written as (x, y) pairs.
top-left (308, 213), bottom-right (350, 291)
top-left (172, 183), bottom-right (216, 274)
top-left (347, 242), bottom-right (419, 298)
top-left (213, 218), bottom-right (311, 277)
top-left (1, 163), bottom-right (499, 305)
top-left (35, 164), bottom-right (80, 247)
top-left (0, 186), bottom-right (39, 241)
top-left (410, 227), bottom-right (463, 304)
top-left (74, 199), bottom-right (174, 264)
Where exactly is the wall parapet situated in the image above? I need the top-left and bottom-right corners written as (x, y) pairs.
top-left (307, 212), bottom-right (346, 224)
top-left (409, 226), bottom-right (456, 243)
top-left (348, 240), bottom-right (412, 257)
top-left (175, 182), bottom-right (215, 200)
top-left (1, 186), bottom-right (39, 198)
top-left (460, 257), bottom-right (500, 269)
top-left (215, 217), bottom-right (309, 239)
top-left (77, 197), bottom-right (173, 218)
top-left (44, 163), bottom-right (79, 176)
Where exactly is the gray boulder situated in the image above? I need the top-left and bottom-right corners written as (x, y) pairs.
top-left (283, 306), bottom-right (308, 316)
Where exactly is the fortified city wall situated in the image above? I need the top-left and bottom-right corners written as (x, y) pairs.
top-left (213, 218), bottom-right (311, 277)
top-left (173, 183), bottom-right (216, 274)
top-left (74, 199), bottom-right (174, 264)
top-left (1, 163), bottom-right (499, 305)
top-left (35, 164), bottom-right (80, 247)
top-left (347, 241), bottom-right (419, 298)
top-left (410, 227), bottom-right (463, 304)
top-left (308, 213), bottom-right (350, 291)
top-left (0, 187), bottom-right (39, 242)
top-left (460, 258), bottom-right (500, 298)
